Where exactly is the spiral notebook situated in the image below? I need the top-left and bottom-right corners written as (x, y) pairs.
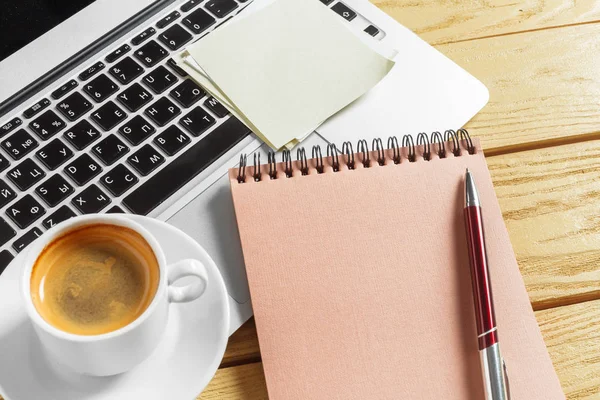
top-left (228, 133), bottom-right (564, 399)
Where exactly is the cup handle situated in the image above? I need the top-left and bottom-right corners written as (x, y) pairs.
top-left (167, 259), bottom-right (209, 303)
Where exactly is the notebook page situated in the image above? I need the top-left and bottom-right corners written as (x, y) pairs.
top-left (229, 139), bottom-right (564, 399)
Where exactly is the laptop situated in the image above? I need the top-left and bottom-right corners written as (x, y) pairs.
top-left (0, 0), bottom-right (406, 334)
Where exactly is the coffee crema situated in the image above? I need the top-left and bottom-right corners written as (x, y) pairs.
top-left (30, 224), bottom-right (160, 336)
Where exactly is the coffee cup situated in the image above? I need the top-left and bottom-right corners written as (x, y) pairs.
top-left (21, 214), bottom-right (209, 376)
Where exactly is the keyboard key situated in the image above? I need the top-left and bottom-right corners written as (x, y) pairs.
top-left (56, 92), bottom-right (93, 121)
top-left (13, 227), bottom-right (42, 253)
top-left (109, 57), bottom-right (144, 85)
top-left (105, 44), bottom-right (131, 63)
top-left (132, 27), bottom-right (156, 46)
top-left (36, 174), bottom-right (74, 207)
top-left (159, 24), bottom-right (192, 51)
top-left (0, 153), bottom-right (9, 173)
top-left (118, 115), bottom-right (156, 145)
top-left (0, 179), bottom-right (17, 208)
top-left (63, 119), bottom-right (101, 150)
top-left (6, 194), bottom-right (45, 229)
top-left (42, 205), bottom-right (76, 229)
top-left (107, 205), bottom-right (126, 213)
top-left (116, 83), bottom-right (154, 112)
top-left (157, 10), bottom-right (180, 29)
top-left (1, 129), bottom-right (38, 160)
top-left (205, 0), bottom-right (238, 18)
top-left (51, 79), bottom-right (78, 100)
top-left (319, 0), bottom-right (334, 4)
top-left (83, 74), bottom-right (119, 103)
top-left (0, 249), bottom-right (14, 275)
top-left (364, 25), bottom-right (380, 37)
top-left (78, 61), bottom-right (106, 81)
top-left (23, 98), bottom-right (51, 119)
top-left (92, 134), bottom-right (130, 165)
top-left (29, 110), bottom-right (66, 140)
top-left (182, 8), bottom-right (216, 35)
top-left (100, 164), bottom-right (139, 196)
top-left (179, 106), bottom-right (215, 136)
top-left (0, 219), bottom-right (16, 246)
top-left (127, 144), bottom-right (165, 176)
top-left (170, 79), bottom-right (204, 107)
top-left (145, 97), bottom-right (181, 127)
top-left (204, 97), bottom-right (229, 118)
top-left (143, 66), bottom-right (178, 94)
top-left (167, 58), bottom-right (188, 77)
top-left (154, 125), bottom-right (190, 156)
top-left (0, 117), bottom-right (23, 137)
top-left (135, 40), bottom-right (168, 68)
top-left (72, 184), bottom-right (111, 214)
top-left (36, 138), bottom-right (74, 170)
top-left (331, 2), bottom-right (356, 21)
top-left (181, 0), bottom-right (201, 12)
top-left (123, 117), bottom-right (250, 215)
top-left (91, 101), bottom-right (127, 131)
top-left (7, 159), bottom-right (46, 191)
top-left (64, 154), bottom-right (103, 186)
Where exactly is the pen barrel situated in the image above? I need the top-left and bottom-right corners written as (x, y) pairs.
top-left (464, 205), bottom-right (498, 350)
top-left (480, 343), bottom-right (510, 400)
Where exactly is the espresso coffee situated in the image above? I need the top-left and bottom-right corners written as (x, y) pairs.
top-left (30, 224), bottom-right (160, 336)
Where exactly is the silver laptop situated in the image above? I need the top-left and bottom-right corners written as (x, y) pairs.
top-left (0, 0), bottom-right (391, 334)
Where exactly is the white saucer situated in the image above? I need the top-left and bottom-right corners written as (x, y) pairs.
top-left (0, 215), bottom-right (230, 400)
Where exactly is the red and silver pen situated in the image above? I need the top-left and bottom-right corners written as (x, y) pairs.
top-left (464, 169), bottom-right (510, 400)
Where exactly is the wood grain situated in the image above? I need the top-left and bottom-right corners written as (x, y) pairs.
top-left (201, 300), bottom-right (600, 399)
top-left (373, 0), bottom-right (600, 46)
top-left (537, 300), bottom-right (600, 399)
top-left (197, 363), bottom-right (268, 400)
top-left (434, 23), bottom-right (600, 154)
top-left (221, 318), bottom-right (260, 368)
top-left (487, 139), bottom-right (600, 309)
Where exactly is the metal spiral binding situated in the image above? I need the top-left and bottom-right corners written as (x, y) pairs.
top-left (416, 133), bottom-right (431, 161)
top-left (253, 153), bottom-right (261, 182)
top-left (312, 145), bottom-right (324, 173)
top-left (357, 139), bottom-right (370, 167)
top-left (372, 138), bottom-right (385, 166)
top-left (237, 130), bottom-right (475, 183)
top-left (444, 130), bottom-right (461, 156)
top-left (267, 151), bottom-right (277, 179)
top-left (297, 148), bottom-right (309, 175)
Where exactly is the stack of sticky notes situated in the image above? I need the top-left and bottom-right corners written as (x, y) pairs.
top-left (174, 0), bottom-right (395, 150)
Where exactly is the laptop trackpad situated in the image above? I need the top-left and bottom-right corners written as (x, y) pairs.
top-left (167, 173), bottom-right (250, 304)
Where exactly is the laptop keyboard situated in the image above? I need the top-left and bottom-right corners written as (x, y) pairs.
top-left (0, 0), bottom-right (383, 275)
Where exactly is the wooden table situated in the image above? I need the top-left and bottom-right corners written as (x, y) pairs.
top-left (1, 2), bottom-right (597, 399)
top-left (197, 1), bottom-right (600, 398)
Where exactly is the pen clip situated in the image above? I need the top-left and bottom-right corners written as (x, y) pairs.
top-left (503, 359), bottom-right (511, 400)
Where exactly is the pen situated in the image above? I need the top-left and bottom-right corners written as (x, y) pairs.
top-left (464, 169), bottom-right (510, 400)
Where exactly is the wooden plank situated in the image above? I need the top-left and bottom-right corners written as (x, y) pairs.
top-left (537, 300), bottom-right (600, 399)
top-left (372, 0), bottom-right (600, 46)
top-left (487, 139), bottom-right (600, 309)
top-left (200, 301), bottom-right (600, 399)
top-left (434, 23), bottom-right (600, 153)
top-left (198, 363), bottom-right (268, 400)
top-left (220, 318), bottom-right (260, 368)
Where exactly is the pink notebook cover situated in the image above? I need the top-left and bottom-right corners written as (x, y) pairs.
top-left (229, 138), bottom-right (564, 399)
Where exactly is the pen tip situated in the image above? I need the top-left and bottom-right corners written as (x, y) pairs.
top-left (464, 169), bottom-right (480, 207)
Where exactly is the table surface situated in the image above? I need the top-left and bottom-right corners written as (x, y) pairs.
top-left (198, 1), bottom-right (600, 398)
top-left (2, 1), bottom-right (598, 399)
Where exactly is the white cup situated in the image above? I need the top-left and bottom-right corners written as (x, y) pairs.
top-left (21, 214), bottom-right (209, 376)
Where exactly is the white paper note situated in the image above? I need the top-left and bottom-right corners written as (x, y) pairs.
top-left (182, 0), bottom-right (395, 150)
